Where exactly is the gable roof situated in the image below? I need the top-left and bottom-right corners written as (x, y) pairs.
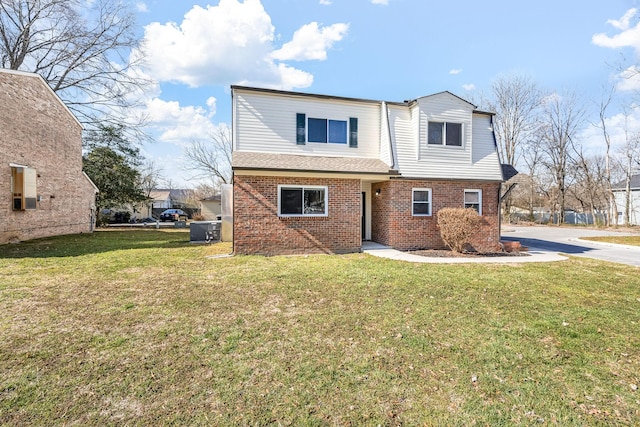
top-left (612, 174), bottom-right (640, 190)
top-left (0, 68), bottom-right (82, 128)
top-left (232, 152), bottom-right (398, 175)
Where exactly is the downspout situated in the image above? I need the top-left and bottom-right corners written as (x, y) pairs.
top-left (383, 101), bottom-right (397, 170)
top-left (492, 114), bottom-right (509, 245)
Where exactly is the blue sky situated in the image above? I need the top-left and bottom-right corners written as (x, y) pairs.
top-left (129, 0), bottom-right (640, 187)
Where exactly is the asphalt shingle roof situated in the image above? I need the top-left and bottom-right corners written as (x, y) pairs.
top-left (232, 152), bottom-right (397, 175)
top-left (612, 174), bottom-right (640, 190)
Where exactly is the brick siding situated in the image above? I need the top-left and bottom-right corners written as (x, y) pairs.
top-left (233, 175), bottom-right (361, 255)
top-left (371, 179), bottom-right (501, 252)
top-left (0, 71), bottom-right (96, 245)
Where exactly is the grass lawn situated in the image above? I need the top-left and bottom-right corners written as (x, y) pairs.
top-left (581, 235), bottom-right (640, 247)
top-left (1, 229), bottom-right (639, 425)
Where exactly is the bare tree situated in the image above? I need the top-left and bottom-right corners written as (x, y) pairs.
top-left (183, 126), bottom-right (232, 188)
top-left (593, 86), bottom-right (619, 226)
top-left (618, 118), bottom-right (640, 225)
top-left (538, 91), bottom-right (586, 224)
top-left (0, 0), bottom-right (149, 133)
top-left (486, 74), bottom-right (542, 166)
top-left (137, 160), bottom-right (163, 216)
top-left (569, 152), bottom-right (608, 224)
top-left (521, 137), bottom-right (545, 220)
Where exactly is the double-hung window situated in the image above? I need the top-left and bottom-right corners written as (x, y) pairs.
top-left (428, 122), bottom-right (462, 146)
top-left (412, 188), bottom-right (432, 216)
top-left (11, 165), bottom-right (37, 210)
top-left (278, 185), bottom-right (328, 217)
top-left (464, 189), bottom-right (482, 215)
top-left (296, 113), bottom-right (358, 147)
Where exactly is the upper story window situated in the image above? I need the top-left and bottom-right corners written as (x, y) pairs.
top-left (464, 189), bottom-right (482, 215)
top-left (309, 118), bottom-right (347, 144)
top-left (428, 122), bottom-right (462, 147)
top-left (278, 185), bottom-right (328, 217)
top-left (296, 113), bottom-right (358, 147)
top-left (10, 165), bottom-right (37, 210)
top-left (412, 188), bottom-right (432, 216)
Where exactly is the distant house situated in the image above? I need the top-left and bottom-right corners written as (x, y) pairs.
top-left (200, 195), bottom-right (221, 220)
top-left (612, 174), bottom-right (640, 226)
top-left (1, 68), bottom-right (98, 244)
top-left (231, 86), bottom-right (510, 255)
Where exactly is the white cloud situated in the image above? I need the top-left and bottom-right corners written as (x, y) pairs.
top-left (580, 107), bottom-right (640, 154)
top-left (462, 83), bottom-right (475, 91)
top-left (449, 69), bottom-right (462, 75)
top-left (319, 0), bottom-right (332, 4)
top-left (607, 8), bottom-right (637, 31)
top-left (271, 22), bottom-right (349, 61)
top-left (615, 66), bottom-right (640, 91)
top-left (145, 98), bottom-right (217, 146)
top-left (592, 8), bottom-right (640, 52)
top-left (136, 2), bottom-right (148, 13)
top-left (141, 0), bottom-right (346, 90)
top-left (371, 0), bottom-right (389, 5)
top-left (206, 97), bottom-right (217, 116)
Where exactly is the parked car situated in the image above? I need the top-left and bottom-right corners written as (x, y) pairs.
top-left (160, 209), bottom-right (188, 221)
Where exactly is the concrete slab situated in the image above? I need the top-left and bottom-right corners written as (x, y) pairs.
top-left (361, 241), bottom-right (567, 264)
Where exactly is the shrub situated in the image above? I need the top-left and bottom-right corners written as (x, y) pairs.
top-left (191, 213), bottom-right (205, 221)
top-left (437, 208), bottom-right (482, 253)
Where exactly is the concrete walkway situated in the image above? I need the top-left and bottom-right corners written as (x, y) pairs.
top-left (361, 241), bottom-right (568, 264)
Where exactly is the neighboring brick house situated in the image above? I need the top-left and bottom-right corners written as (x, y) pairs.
top-left (231, 86), bottom-right (508, 255)
top-left (1, 69), bottom-right (98, 244)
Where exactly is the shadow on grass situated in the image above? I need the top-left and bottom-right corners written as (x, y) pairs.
top-left (0, 229), bottom-right (194, 259)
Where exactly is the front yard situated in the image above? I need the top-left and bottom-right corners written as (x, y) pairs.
top-left (1, 230), bottom-right (638, 425)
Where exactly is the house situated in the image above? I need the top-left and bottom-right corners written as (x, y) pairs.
top-left (1, 68), bottom-right (98, 244)
top-left (612, 174), bottom-right (640, 226)
top-left (200, 195), bottom-right (222, 220)
top-left (231, 86), bottom-right (508, 255)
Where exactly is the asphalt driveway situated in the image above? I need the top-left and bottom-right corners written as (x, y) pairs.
top-left (501, 225), bottom-right (640, 267)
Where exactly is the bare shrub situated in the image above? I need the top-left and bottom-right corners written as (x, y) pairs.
top-left (437, 208), bottom-right (482, 253)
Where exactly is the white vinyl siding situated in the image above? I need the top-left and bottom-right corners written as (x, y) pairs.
top-left (233, 88), bottom-right (503, 182)
top-left (471, 115), bottom-right (503, 181)
top-left (234, 90), bottom-right (381, 159)
top-left (392, 93), bottom-right (503, 181)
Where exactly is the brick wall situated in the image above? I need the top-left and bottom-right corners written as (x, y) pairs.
top-left (372, 179), bottom-right (501, 252)
top-left (234, 175), bottom-right (361, 255)
top-left (0, 70), bottom-right (96, 245)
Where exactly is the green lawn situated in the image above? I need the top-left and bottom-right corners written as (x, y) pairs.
top-left (1, 230), bottom-right (639, 425)
top-left (581, 235), bottom-right (640, 246)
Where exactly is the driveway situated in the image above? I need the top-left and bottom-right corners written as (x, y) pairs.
top-left (501, 225), bottom-right (640, 267)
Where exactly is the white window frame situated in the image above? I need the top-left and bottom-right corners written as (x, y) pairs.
top-left (464, 189), bottom-right (482, 215)
top-left (278, 185), bottom-right (328, 217)
top-left (427, 121), bottom-right (464, 147)
top-left (412, 188), bottom-right (432, 216)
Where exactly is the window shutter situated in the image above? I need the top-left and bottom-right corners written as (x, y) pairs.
top-left (349, 117), bottom-right (358, 148)
top-left (296, 113), bottom-right (306, 145)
